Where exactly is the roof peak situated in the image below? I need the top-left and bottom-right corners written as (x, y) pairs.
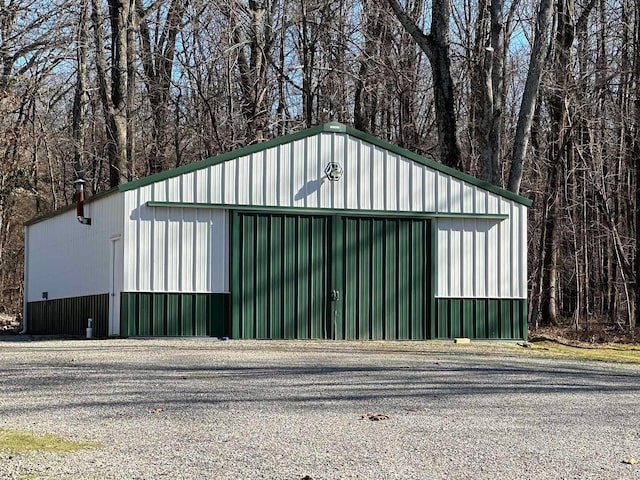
top-left (118, 122), bottom-right (531, 207)
top-left (322, 121), bottom-right (346, 132)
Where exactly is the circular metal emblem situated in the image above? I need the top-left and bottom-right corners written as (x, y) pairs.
top-left (324, 162), bottom-right (344, 182)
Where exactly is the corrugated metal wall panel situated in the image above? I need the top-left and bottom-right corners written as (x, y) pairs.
top-left (437, 172), bottom-right (449, 212)
top-left (26, 193), bottom-right (123, 302)
top-left (231, 213), bottom-right (431, 340)
top-left (123, 130), bottom-right (526, 301)
top-left (449, 223), bottom-right (461, 296)
top-left (474, 222), bottom-right (485, 297)
top-left (499, 199), bottom-right (511, 297)
top-left (123, 199), bottom-right (228, 293)
top-left (436, 216), bottom-right (526, 300)
top-left (331, 217), bottom-right (431, 340)
top-left (231, 212), bottom-right (329, 339)
top-left (128, 133), bottom-right (519, 215)
top-left (28, 294), bottom-right (109, 337)
top-left (519, 207), bottom-right (528, 298)
top-left (462, 222), bottom-right (474, 296)
top-left (120, 292), bottom-right (227, 337)
top-left (435, 298), bottom-right (527, 339)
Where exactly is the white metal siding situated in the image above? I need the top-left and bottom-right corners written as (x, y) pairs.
top-left (435, 202), bottom-right (528, 299)
top-left (130, 133), bottom-right (522, 215)
top-left (25, 193), bottom-right (124, 302)
top-left (124, 131), bottom-right (527, 299)
top-left (123, 190), bottom-right (228, 293)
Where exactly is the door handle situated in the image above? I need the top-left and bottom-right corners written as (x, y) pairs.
top-left (331, 290), bottom-right (340, 301)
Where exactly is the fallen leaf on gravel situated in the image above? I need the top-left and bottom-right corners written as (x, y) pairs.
top-left (361, 412), bottom-right (389, 421)
top-left (151, 407), bottom-right (164, 414)
top-left (622, 457), bottom-right (637, 465)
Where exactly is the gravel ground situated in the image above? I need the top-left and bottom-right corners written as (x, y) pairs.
top-left (0, 338), bottom-right (639, 480)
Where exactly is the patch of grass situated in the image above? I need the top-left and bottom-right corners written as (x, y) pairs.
top-left (518, 341), bottom-right (640, 364)
top-left (0, 429), bottom-right (101, 452)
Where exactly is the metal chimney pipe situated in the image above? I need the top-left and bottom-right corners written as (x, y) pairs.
top-left (74, 179), bottom-right (91, 225)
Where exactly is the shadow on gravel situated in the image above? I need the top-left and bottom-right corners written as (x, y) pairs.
top-left (2, 349), bottom-right (640, 419)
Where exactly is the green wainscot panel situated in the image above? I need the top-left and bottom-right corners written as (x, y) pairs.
top-left (120, 292), bottom-right (228, 337)
top-left (27, 294), bottom-right (109, 337)
top-left (435, 298), bottom-right (528, 340)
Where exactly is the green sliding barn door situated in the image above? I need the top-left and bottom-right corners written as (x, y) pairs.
top-left (330, 217), bottom-right (431, 340)
top-left (231, 212), bottom-right (330, 339)
top-left (231, 212), bottom-right (431, 340)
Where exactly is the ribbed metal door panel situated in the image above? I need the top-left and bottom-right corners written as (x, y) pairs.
top-left (231, 212), bottom-right (329, 339)
top-left (331, 217), bottom-right (430, 340)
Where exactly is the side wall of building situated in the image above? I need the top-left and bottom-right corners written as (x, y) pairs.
top-left (121, 203), bottom-right (228, 293)
top-left (25, 192), bottom-right (124, 336)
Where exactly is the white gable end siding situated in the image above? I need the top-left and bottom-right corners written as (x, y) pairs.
top-left (123, 131), bottom-right (526, 299)
top-left (25, 193), bottom-right (124, 302)
top-left (128, 133), bottom-right (515, 213)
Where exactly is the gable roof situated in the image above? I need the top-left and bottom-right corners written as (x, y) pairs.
top-left (121, 121), bottom-right (530, 207)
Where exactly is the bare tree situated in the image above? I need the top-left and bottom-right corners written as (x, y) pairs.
top-left (385, 0), bottom-right (462, 170)
top-left (506, 0), bottom-right (554, 193)
top-left (223, 0), bottom-right (278, 143)
top-left (72, 0), bottom-right (89, 179)
top-left (91, 0), bottom-right (132, 187)
top-left (137, 0), bottom-right (186, 174)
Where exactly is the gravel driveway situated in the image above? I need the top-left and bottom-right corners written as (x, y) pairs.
top-left (0, 338), bottom-right (638, 480)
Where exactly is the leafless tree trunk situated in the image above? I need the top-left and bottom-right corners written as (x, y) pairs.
top-left (224, 0), bottom-right (276, 143)
top-left (72, 0), bottom-right (89, 180)
top-left (353, 0), bottom-right (384, 132)
top-left (507, 0), bottom-right (553, 193)
top-left (386, 0), bottom-right (462, 170)
top-left (137, 0), bottom-right (186, 174)
top-left (91, 0), bottom-right (131, 187)
top-left (469, 0), bottom-right (511, 185)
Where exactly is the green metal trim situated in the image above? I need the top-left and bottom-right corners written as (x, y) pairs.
top-left (425, 213), bottom-right (508, 220)
top-left (120, 292), bottom-right (228, 337)
top-left (343, 125), bottom-right (532, 207)
top-left (230, 211), bottom-right (241, 339)
top-left (27, 294), bottom-right (109, 337)
top-left (146, 202), bottom-right (509, 220)
top-left (428, 221), bottom-right (437, 339)
top-left (119, 124), bottom-right (327, 192)
top-left (25, 188), bottom-right (120, 226)
top-left (118, 121), bottom-right (531, 206)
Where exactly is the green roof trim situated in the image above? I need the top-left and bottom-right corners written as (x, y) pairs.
top-left (118, 124), bottom-right (326, 192)
top-left (342, 125), bottom-right (532, 207)
top-left (120, 122), bottom-right (532, 207)
top-left (146, 201), bottom-right (509, 220)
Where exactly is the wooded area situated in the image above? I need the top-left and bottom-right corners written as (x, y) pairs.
top-left (0, 0), bottom-right (637, 332)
